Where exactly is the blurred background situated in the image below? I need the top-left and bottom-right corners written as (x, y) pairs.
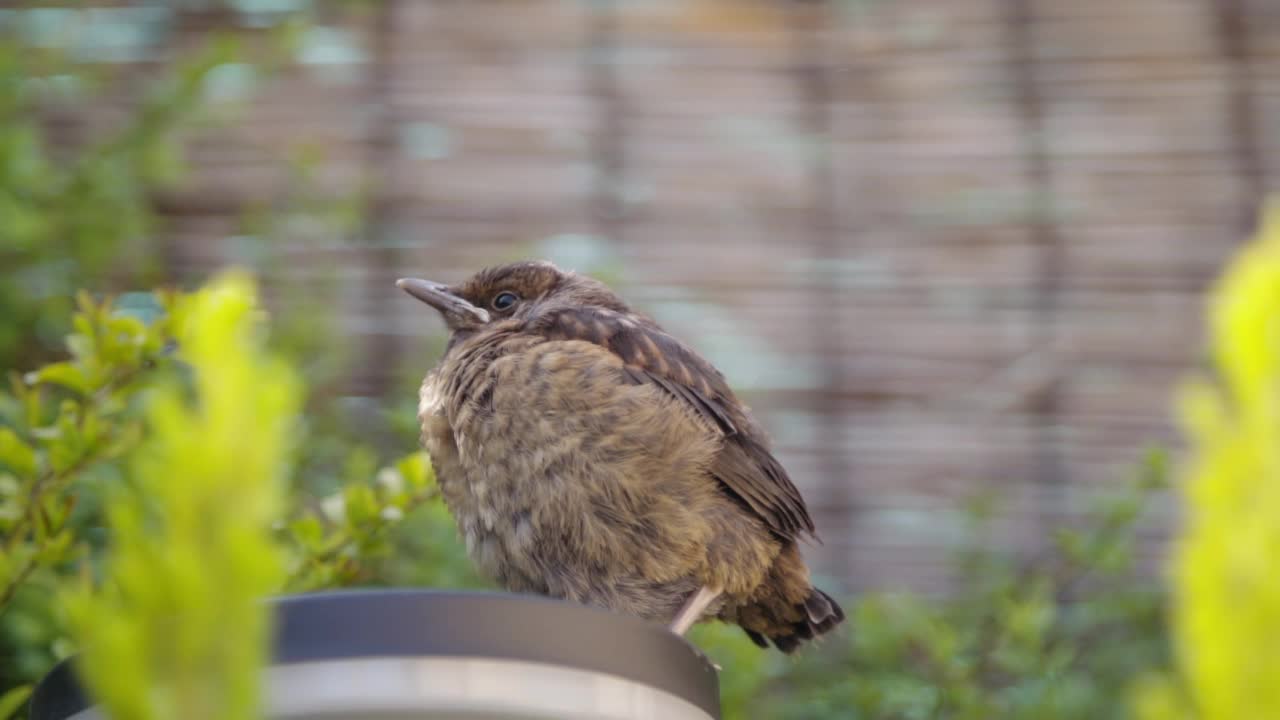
top-left (2, 1), bottom-right (1279, 715)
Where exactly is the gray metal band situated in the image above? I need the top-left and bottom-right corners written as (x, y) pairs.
top-left (30, 590), bottom-right (721, 719)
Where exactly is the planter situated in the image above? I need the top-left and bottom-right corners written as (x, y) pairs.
top-left (30, 589), bottom-right (721, 720)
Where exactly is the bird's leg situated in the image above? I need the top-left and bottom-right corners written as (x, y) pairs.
top-left (668, 585), bottom-right (722, 636)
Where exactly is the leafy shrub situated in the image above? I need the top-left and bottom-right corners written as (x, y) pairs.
top-left (1134, 204), bottom-right (1280, 719)
top-left (63, 272), bottom-right (299, 720)
top-left (0, 275), bottom-right (472, 718)
top-left (695, 453), bottom-right (1171, 720)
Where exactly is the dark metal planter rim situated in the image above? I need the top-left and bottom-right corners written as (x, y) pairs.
top-left (30, 589), bottom-right (721, 719)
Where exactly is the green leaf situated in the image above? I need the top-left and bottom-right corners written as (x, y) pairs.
top-left (0, 685), bottom-right (32, 720)
top-left (0, 427), bottom-right (37, 477)
top-left (101, 421), bottom-right (143, 460)
top-left (101, 315), bottom-right (149, 366)
top-left (65, 333), bottom-right (93, 363)
top-left (397, 452), bottom-right (432, 492)
top-left (343, 483), bottom-right (378, 527)
top-left (0, 544), bottom-right (37, 599)
top-left (289, 515), bottom-right (323, 551)
top-left (25, 362), bottom-right (91, 394)
top-left (37, 529), bottom-right (74, 563)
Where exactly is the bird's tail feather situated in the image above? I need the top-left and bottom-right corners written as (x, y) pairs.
top-left (743, 586), bottom-right (845, 654)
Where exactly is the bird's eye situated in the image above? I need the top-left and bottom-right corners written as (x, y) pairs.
top-left (492, 291), bottom-right (519, 311)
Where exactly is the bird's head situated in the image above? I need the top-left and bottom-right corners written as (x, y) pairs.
top-left (398, 260), bottom-right (630, 335)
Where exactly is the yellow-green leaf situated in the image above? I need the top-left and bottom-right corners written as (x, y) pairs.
top-left (0, 428), bottom-right (37, 478)
top-left (0, 685), bottom-right (32, 720)
top-left (396, 451), bottom-right (433, 492)
top-left (289, 515), bottom-right (323, 551)
top-left (25, 362), bottom-right (91, 395)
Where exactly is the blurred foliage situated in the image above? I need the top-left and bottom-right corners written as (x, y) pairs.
top-left (0, 0), bottom-right (380, 443)
top-left (0, 277), bottom-right (474, 717)
top-left (1134, 203), bottom-right (1280, 719)
top-left (0, 8), bottom-right (253, 372)
top-left (695, 451), bottom-right (1172, 720)
top-left (63, 273), bottom-right (298, 720)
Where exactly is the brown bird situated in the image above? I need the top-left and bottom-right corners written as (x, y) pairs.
top-left (398, 261), bottom-right (843, 652)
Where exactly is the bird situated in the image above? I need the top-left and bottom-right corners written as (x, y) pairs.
top-left (398, 260), bottom-right (844, 652)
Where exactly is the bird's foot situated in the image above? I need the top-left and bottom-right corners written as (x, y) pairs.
top-left (668, 585), bottom-right (723, 636)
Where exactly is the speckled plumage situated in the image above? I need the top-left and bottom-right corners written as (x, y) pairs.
top-left (405, 261), bottom-right (843, 652)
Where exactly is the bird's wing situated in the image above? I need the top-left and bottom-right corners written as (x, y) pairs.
top-left (532, 306), bottom-right (816, 540)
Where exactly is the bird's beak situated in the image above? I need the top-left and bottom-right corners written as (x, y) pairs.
top-left (396, 278), bottom-right (490, 329)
